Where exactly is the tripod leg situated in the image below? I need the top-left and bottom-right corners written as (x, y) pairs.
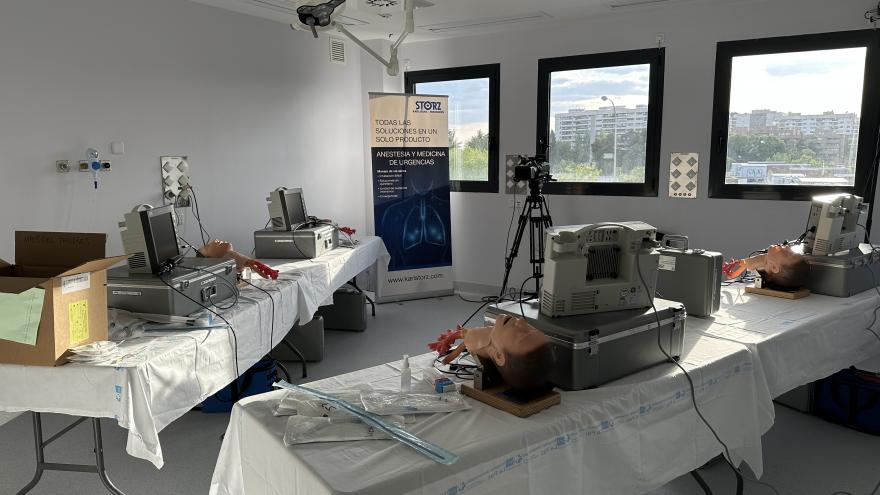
top-left (500, 199), bottom-right (532, 298)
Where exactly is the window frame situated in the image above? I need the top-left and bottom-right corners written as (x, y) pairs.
top-left (535, 48), bottom-right (665, 196)
top-left (708, 29), bottom-right (880, 202)
top-left (404, 63), bottom-right (501, 193)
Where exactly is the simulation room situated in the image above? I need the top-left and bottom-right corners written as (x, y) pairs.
top-left (1, 0), bottom-right (880, 494)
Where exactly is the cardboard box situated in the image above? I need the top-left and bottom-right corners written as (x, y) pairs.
top-left (0, 232), bottom-right (127, 366)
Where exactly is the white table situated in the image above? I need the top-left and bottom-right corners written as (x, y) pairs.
top-left (210, 337), bottom-right (773, 495)
top-left (0, 237), bottom-right (387, 493)
top-left (210, 286), bottom-right (880, 495)
top-left (691, 286), bottom-right (880, 398)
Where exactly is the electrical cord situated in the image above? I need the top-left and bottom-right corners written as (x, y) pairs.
top-left (176, 264), bottom-right (240, 311)
top-left (241, 278), bottom-right (277, 350)
top-left (187, 185), bottom-right (212, 247)
top-left (157, 270), bottom-right (241, 378)
top-left (519, 275), bottom-right (537, 318)
top-left (574, 218), bottom-right (785, 495)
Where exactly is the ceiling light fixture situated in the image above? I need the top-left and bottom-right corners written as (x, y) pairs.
top-left (421, 12), bottom-right (552, 33)
top-left (607, 0), bottom-right (673, 9)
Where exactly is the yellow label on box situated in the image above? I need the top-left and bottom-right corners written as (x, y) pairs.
top-left (69, 300), bottom-right (89, 345)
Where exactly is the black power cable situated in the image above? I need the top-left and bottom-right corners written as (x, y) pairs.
top-left (157, 270), bottom-right (241, 378)
top-left (241, 279), bottom-right (277, 352)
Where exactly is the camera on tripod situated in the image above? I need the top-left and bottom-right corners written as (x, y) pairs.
top-left (514, 154), bottom-right (554, 183)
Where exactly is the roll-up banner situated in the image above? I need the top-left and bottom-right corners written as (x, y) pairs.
top-left (369, 93), bottom-right (453, 302)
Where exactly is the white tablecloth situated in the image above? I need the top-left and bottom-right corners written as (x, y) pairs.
top-left (698, 286), bottom-right (880, 398)
top-left (0, 237), bottom-right (387, 469)
top-left (266, 236), bottom-right (388, 323)
top-left (0, 278), bottom-right (299, 469)
top-left (210, 285), bottom-right (880, 495)
top-left (210, 333), bottom-right (774, 495)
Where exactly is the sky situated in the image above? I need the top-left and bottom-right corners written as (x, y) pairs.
top-left (414, 46), bottom-right (868, 146)
top-left (549, 64), bottom-right (651, 131)
top-left (416, 78), bottom-right (490, 144)
top-left (729, 47), bottom-right (866, 115)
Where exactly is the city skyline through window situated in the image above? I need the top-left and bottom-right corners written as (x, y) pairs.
top-left (548, 64), bottom-right (652, 183)
top-left (724, 47), bottom-right (867, 187)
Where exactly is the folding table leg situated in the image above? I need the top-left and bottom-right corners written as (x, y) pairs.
top-left (16, 412), bottom-right (46, 495)
top-left (15, 412), bottom-right (126, 495)
top-left (92, 418), bottom-right (124, 495)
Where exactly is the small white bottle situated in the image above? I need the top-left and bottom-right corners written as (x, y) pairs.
top-left (400, 355), bottom-right (412, 393)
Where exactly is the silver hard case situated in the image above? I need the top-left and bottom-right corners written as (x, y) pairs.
top-left (253, 226), bottom-right (338, 259)
top-left (656, 247), bottom-right (723, 317)
top-left (806, 244), bottom-right (880, 298)
top-left (485, 298), bottom-right (686, 391)
top-left (107, 258), bottom-right (237, 317)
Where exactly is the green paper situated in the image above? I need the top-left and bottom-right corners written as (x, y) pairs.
top-left (0, 287), bottom-right (45, 346)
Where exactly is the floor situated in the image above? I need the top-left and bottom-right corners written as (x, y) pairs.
top-left (0, 295), bottom-right (878, 495)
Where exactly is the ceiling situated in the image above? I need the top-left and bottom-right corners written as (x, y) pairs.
top-left (189, 0), bottom-right (731, 42)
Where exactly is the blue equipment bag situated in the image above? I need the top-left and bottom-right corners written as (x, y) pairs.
top-left (812, 367), bottom-right (880, 435)
top-left (201, 358), bottom-right (279, 413)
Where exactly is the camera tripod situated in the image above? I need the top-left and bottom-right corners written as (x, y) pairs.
top-left (499, 178), bottom-right (553, 301)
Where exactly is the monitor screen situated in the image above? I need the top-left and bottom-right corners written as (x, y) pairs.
top-left (148, 211), bottom-right (180, 269)
top-left (283, 189), bottom-right (308, 227)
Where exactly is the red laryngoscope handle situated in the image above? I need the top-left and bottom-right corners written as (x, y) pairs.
top-left (247, 260), bottom-right (279, 280)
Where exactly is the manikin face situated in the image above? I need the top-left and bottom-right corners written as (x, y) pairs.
top-left (201, 240), bottom-right (234, 258)
top-left (763, 244), bottom-right (803, 275)
top-left (463, 314), bottom-right (549, 367)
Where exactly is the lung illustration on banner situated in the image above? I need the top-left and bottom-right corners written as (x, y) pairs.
top-left (370, 93), bottom-right (453, 302)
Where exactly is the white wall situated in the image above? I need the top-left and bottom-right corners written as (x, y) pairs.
top-left (401, 0), bottom-right (880, 291)
top-left (0, 0), bottom-right (367, 260)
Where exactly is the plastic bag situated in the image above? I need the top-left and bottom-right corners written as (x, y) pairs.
top-left (273, 387), bottom-right (371, 417)
top-left (283, 415), bottom-right (406, 446)
top-left (360, 391), bottom-right (470, 416)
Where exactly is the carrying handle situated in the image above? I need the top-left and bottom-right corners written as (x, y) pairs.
top-left (663, 235), bottom-right (689, 250)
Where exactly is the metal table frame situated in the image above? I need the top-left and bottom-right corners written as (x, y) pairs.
top-left (18, 412), bottom-right (123, 495)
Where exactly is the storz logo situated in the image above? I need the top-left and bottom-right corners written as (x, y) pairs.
top-left (414, 100), bottom-right (443, 113)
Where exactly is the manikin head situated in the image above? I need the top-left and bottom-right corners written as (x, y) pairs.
top-left (200, 240), bottom-right (235, 258)
top-left (758, 244), bottom-right (809, 289)
top-left (464, 315), bottom-right (552, 391)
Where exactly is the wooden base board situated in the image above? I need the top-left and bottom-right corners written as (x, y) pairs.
top-left (461, 384), bottom-right (561, 418)
top-left (745, 286), bottom-right (810, 300)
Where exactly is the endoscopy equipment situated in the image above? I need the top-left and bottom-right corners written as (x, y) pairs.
top-left (119, 204), bottom-right (181, 274)
top-left (541, 222), bottom-right (660, 317)
top-left (268, 187), bottom-right (308, 232)
top-left (255, 188), bottom-right (339, 259)
top-left (801, 193), bottom-right (880, 297)
top-left (485, 298), bottom-right (685, 391)
top-left (110, 204), bottom-right (237, 316)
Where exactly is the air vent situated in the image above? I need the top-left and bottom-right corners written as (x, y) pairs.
top-left (570, 290), bottom-right (598, 312)
top-left (585, 245), bottom-right (621, 280)
top-left (420, 12), bottom-right (551, 33)
top-left (128, 252), bottom-right (147, 270)
top-left (329, 37), bottom-right (346, 64)
top-left (541, 290), bottom-right (565, 315)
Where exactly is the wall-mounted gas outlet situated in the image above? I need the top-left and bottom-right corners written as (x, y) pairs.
top-left (56, 160), bottom-right (70, 173)
top-left (161, 156), bottom-right (191, 207)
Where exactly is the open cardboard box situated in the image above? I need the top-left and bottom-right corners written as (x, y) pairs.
top-left (0, 232), bottom-right (128, 366)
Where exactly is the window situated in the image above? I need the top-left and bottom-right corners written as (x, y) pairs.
top-left (708, 30), bottom-right (880, 201)
top-left (405, 64), bottom-right (500, 193)
top-left (536, 48), bottom-right (665, 196)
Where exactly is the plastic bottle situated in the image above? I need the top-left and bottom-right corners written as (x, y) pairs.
top-left (400, 355), bottom-right (412, 393)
